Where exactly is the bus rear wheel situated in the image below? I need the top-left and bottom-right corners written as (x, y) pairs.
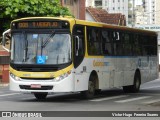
top-left (123, 72), bottom-right (141, 93)
top-left (33, 92), bottom-right (48, 100)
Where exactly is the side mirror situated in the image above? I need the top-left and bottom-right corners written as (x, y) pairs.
top-left (2, 29), bottom-right (11, 52)
top-left (75, 36), bottom-right (80, 56)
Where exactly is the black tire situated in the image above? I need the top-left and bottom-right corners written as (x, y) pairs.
top-left (81, 75), bottom-right (96, 99)
top-left (95, 89), bottom-right (101, 95)
top-left (123, 72), bottom-right (141, 93)
top-left (123, 85), bottom-right (132, 93)
top-left (34, 92), bottom-right (48, 100)
top-left (132, 72), bottom-right (141, 93)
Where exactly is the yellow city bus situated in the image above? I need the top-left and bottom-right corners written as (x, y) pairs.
top-left (2, 17), bottom-right (159, 100)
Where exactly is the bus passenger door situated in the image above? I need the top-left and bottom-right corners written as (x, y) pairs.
top-left (73, 25), bottom-right (86, 91)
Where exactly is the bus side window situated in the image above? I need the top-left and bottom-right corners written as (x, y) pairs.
top-left (87, 27), bottom-right (101, 55)
top-left (101, 30), bottom-right (112, 55)
top-left (133, 34), bottom-right (141, 56)
top-left (123, 33), bottom-right (132, 56)
top-left (113, 31), bottom-right (123, 56)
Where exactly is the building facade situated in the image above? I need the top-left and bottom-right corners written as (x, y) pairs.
top-left (141, 0), bottom-right (160, 24)
top-left (86, 7), bottom-right (126, 26)
top-left (135, 5), bottom-right (147, 25)
top-left (143, 0), bottom-right (155, 24)
top-left (86, 0), bottom-right (95, 7)
top-left (155, 0), bottom-right (160, 24)
top-left (86, 0), bottom-right (128, 25)
top-left (61, 0), bottom-right (85, 20)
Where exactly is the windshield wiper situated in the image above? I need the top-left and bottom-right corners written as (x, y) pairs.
top-left (41, 31), bottom-right (55, 48)
top-left (23, 32), bottom-right (28, 62)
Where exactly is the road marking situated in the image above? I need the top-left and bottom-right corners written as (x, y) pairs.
top-left (90, 95), bottom-right (128, 102)
top-left (143, 99), bottom-right (160, 104)
top-left (21, 97), bottom-right (36, 100)
top-left (115, 96), bottom-right (151, 103)
top-left (141, 86), bottom-right (160, 90)
top-left (0, 93), bottom-right (20, 97)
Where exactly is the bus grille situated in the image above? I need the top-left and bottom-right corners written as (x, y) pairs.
top-left (20, 78), bottom-right (54, 80)
top-left (19, 85), bottom-right (53, 90)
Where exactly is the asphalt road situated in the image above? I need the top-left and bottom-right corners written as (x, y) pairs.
top-left (0, 78), bottom-right (160, 119)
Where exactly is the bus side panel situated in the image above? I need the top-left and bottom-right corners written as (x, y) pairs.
top-left (74, 57), bottom-right (112, 91)
top-left (74, 58), bottom-right (92, 92)
top-left (101, 57), bottom-right (115, 89)
top-left (150, 56), bottom-right (159, 81)
top-left (123, 57), bottom-right (136, 86)
top-left (74, 72), bottom-right (90, 92)
top-left (114, 57), bottom-right (124, 87)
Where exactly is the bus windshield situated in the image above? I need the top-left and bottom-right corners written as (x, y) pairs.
top-left (11, 32), bottom-right (71, 65)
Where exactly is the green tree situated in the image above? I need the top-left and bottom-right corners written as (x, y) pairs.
top-left (0, 0), bottom-right (72, 31)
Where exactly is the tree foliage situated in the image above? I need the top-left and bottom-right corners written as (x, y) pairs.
top-left (0, 0), bottom-right (72, 31)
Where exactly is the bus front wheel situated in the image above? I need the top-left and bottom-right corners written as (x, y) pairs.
top-left (81, 75), bottom-right (96, 99)
top-left (33, 92), bottom-right (48, 100)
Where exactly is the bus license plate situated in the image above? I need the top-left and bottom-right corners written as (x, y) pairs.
top-left (31, 84), bottom-right (41, 88)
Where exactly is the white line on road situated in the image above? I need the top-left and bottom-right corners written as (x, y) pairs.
top-left (90, 95), bottom-right (128, 102)
top-left (21, 97), bottom-right (36, 100)
top-left (143, 99), bottom-right (160, 104)
top-left (141, 86), bottom-right (160, 90)
top-left (0, 93), bottom-right (20, 97)
top-left (115, 96), bottom-right (151, 103)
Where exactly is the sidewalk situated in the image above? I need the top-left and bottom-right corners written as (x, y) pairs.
top-left (0, 81), bottom-right (9, 87)
top-left (0, 83), bottom-right (9, 87)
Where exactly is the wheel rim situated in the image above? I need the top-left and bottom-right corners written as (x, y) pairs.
top-left (135, 77), bottom-right (140, 89)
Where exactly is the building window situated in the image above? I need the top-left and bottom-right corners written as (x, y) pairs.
top-left (105, 1), bottom-right (107, 6)
top-left (64, 0), bottom-right (73, 5)
top-left (113, 7), bottom-right (115, 10)
top-left (95, 0), bottom-right (102, 7)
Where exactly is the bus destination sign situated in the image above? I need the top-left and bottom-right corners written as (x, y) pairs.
top-left (16, 21), bottom-right (61, 29)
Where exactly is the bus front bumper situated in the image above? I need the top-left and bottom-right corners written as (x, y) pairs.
top-left (9, 75), bottom-right (74, 93)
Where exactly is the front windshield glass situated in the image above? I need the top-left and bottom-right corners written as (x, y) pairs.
top-left (11, 33), bottom-right (71, 65)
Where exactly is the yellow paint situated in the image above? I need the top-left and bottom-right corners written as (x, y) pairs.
top-left (9, 64), bottom-right (74, 78)
top-left (93, 60), bottom-right (105, 67)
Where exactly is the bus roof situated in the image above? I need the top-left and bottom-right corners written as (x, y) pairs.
top-left (12, 17), bottom-right (157, 36)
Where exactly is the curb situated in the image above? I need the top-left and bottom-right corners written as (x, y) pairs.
top-left (0, 83), bottom-right (9, 87)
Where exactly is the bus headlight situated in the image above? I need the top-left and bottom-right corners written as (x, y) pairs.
top-left (10, 73), bottom-right (21, 81)
top-left (54, 71), bottom-right (71, 82)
